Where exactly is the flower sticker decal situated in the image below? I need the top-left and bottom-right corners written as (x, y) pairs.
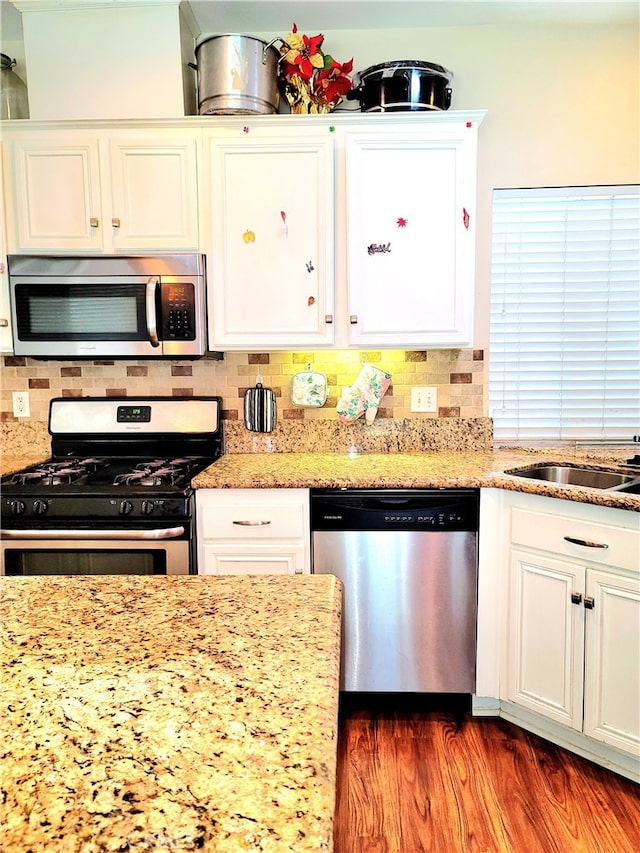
top-left (397, 217), bottom-right (408, 228)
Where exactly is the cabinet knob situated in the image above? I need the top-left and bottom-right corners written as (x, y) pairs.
top-left (325, 314), bottom-right (333, 324)
top-left (570, 592), bottom-right (583, 605)
top-left (89, 217), bottom-right (99, 228)
top-left (349, 315), bottom-right (358, 324)
top-left (584, 597), bottom-right (595, 610)
top-left (0, 318), bottom-right (8, 327)
top-left (112, 217), bottom-right (121, 228)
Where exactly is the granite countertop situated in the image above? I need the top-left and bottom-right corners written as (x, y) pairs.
top-left (1, 419), bottom-right (639, 511)
top-left (191, 447), bottom-right (640, 512)
top-left (0, 574), bottom-right (342, 852)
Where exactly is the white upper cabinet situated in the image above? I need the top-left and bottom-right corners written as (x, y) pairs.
top-left (4, 128), bottom-right (199, 253)
top-left (344, 118), bottom-right (481, 347)
top-left (107, 133), bottom-right (199, 252)
top-left (205, 127), bottom-right (335, 350)
top-left (0, 143), bottom-right (13, 352)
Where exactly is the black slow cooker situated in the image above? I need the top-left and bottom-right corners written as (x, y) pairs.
top-left (347, 60), bottom-right (453, 112)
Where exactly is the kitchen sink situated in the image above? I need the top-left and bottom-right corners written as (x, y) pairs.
top-left (505, 465), bottom-right (639, 490)
top-left (611, 480), bottom-right (640, 494)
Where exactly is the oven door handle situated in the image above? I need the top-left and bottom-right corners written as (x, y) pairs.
top-left (0, 526), bottom-right (185, 540)
top-left (146, 277), bottom-right (161, 348)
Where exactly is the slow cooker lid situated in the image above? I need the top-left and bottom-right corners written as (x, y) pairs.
top-left (355, 60), bottom-right (453, 84)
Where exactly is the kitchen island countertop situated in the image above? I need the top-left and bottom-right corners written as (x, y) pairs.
top-left (0, 574), bottom-right (342, 852)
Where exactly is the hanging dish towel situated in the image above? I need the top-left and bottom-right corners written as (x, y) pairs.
top-left (337, 364), bottom-right (391, 426)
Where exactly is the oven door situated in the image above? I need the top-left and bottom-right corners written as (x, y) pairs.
top-left (0, 522), bottom-right (191, 576)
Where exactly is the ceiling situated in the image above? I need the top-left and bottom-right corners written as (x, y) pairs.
top-left (188, 1), bottom-right (640, 33)
top-left (1, 0), bottom-right (638, 42)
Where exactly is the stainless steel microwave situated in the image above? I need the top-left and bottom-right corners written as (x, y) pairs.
top-left (7, 254), bottom-right (207, 359)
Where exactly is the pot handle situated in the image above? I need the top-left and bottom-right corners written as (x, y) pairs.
top-left (263, 37), bottom-right (288, 67)
top-left (346, 86), bottom-right (363, 102)
top-left (445, 87), bottom-right (452, 109)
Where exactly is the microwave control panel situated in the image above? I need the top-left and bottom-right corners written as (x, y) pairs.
top-left (160, 283), bottom-right (196, 340)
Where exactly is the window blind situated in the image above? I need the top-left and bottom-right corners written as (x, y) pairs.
top-left (489, 185), bottom-right (640, 443)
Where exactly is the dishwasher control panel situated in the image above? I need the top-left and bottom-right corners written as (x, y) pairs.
top-left (310, 489), bottom-right (479, 532)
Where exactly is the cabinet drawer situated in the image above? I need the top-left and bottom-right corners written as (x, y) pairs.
top-left (511, 507), bottom-right (640, 573)
top-left (197, 489), bottom-right (309, 541)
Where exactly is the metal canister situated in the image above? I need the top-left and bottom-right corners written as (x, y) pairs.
top-left (0, 54), bottom-right (29, 119)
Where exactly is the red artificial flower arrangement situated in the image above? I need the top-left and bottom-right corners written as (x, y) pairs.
top-left (280, 23), bottom-right (353, 114)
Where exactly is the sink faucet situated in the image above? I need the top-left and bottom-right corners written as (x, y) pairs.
top-left (626, 434), bottom-right (640, 466)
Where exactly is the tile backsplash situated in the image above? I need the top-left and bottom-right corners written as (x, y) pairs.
top-left (1, 348), bottom-right (486, 423)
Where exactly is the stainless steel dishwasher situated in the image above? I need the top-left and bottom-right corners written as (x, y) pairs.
top-left (311, 489), bottom-right (479, 693)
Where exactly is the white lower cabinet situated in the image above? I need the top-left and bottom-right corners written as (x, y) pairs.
top-left (196, 488), bottom-right (310, 576)
top-left (504, 494), bottom-right (640, 771)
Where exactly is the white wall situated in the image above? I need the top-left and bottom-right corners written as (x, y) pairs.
top-left (284, 22), bottom-right (639, 348)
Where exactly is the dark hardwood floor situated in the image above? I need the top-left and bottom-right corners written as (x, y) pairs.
top-left (333, 695), bottom-right (640, 853)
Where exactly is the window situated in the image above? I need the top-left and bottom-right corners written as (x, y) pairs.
top-left (489, 186), bottom-right (640, 443)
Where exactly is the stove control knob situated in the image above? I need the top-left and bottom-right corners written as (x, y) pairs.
top-left (9, 500), bottom-right (26, 515)
top-left (33, 500), bottom-right (49, 515)
top-left (119, 500), bottom-right (134, 516)
top-left (141, 500), bottom-right (155, 515)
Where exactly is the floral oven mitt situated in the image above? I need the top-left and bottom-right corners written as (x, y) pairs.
top-left (337, 365), bottom-right (392, 426)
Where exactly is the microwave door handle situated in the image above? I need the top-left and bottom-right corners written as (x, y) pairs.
top-left (146, 277), bottom-right (160, 347)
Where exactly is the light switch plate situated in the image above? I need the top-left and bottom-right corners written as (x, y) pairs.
top-left (411, 386), bottom-right (437, 413)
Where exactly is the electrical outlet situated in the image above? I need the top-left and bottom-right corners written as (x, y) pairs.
top-left (411, 386), bottom-right (437, 413)
top-left (12, 391), bottom-right (30, 418)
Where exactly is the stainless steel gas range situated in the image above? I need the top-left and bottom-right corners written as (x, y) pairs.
top-left (1, 396), bottom-right (223, 576)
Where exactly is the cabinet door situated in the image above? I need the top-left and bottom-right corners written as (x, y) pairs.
top-left (207, 133), bottom-right (335, 349)
top-left (0, 144), bottom-right (13, 351)
top-left (9, 133), bottom-right (103, 252)
top-left (108, 133), bottom-right (199, 251)
top-left (345, 124), bottom-right (478, 347)
top-left (200, 545), bottom-right (306, 576)
top-left (583, 570), bottom-right (640, 756)
top-left (508, 549), bottom-right (585, 729)
top-left (196, 488), bottom-right (311, 576)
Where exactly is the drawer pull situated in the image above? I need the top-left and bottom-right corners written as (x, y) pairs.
top-left (564, 536), bottom-right (609, 549)
top-left (571, 592), bottom-right (583, 605)
top-left (584, 597), bottom-right (595, 610)
top-left (232, 520), bottom-right (272, 526)
top-left (89, 217), bottom-right (99, 227)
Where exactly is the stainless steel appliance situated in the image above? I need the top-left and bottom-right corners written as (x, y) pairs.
top-left (1, 396), bottom-right (223, 576)
top-left (311, 489), bottom-right (479, 693)
top-left (7, 254), bottom-right (207, 359)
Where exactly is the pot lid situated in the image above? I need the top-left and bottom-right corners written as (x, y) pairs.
top-left (355, 60), bottom-right (453, 83)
